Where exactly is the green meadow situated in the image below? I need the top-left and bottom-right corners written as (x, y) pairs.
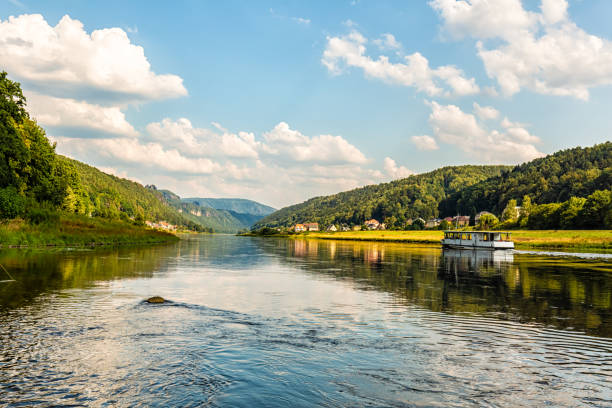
top-left (291, 230), bottom-right (612, 251)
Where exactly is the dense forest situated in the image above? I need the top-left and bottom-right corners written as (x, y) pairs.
top-left (253, 165), bottom-right (509, 230)
top-left (255, 143), bottom-right (612, 231)
top-left (439, 143), bottom-right (611, 216)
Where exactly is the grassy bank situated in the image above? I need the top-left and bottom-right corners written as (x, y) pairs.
top-left (0, 214), bottom-right (179, 248)
top-left (256, 230), bottom-right (612, 251)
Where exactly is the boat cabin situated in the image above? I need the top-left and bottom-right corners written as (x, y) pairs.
top-left (442, 230), bottom-right (514, 250)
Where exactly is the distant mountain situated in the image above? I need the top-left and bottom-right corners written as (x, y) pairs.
top-left (182, 198), bottom-right (275, 216)
top-left (254, 165), bottom-right (509, 230)
top-left (159, 193), bottom-right (275, 233)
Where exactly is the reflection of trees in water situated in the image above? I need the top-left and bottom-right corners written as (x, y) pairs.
top-left (262, 238), bottom-right (612, 337)
top-left (0, 244), bottom-right (178, 309)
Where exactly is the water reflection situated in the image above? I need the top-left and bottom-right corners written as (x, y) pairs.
top-left (262, 238), bottom-right (612, 337)
top-left (0, 235), bottom-right (611, 407)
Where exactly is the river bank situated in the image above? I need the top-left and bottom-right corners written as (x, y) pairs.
top-left (0, 214), bottom-right (179, 248)
top-left (245, 230), bottom-right (612, 251)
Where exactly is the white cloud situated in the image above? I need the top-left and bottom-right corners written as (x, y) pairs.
top-left (473, 102), bottom-right (499, 120)
top-left (292, 17), bottom-right (311, 25)
top-left (322, 30), bottom-right (479, 96)
top-left (145, 118), bottom-right (260, 159)
top-left (0, 14), bottom-right (187, 103)
top-left (427, 101), bottom-right (543, 163)
top-left (429, 0), bottom-right (536, 41)
top-left (431, 0), bottom-right (612, 100)
top-left (53, 120), bottom-right (384, 207)
top-left (26, 92), bottom-right (138, 137)
top-left (262, 122), bottom-right (368, 164)
top-left (411, 135), bottom-right (439, 151)
top-left (373, 33), bottom-right (401, 50)
top-left (540, 0), bottom-right (568, 25)
top-left (384, 157), bottom-right (414, 179)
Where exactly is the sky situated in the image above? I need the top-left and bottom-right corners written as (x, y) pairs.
top-left (1, 0), bottom-right (611, 208)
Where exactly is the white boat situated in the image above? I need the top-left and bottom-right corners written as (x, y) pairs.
top-left (441, 230), bottom-right (514, 250)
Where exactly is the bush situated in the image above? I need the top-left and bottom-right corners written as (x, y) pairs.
top-left (258, 227), bottom-right (280, 236)
top-left (26, 202), bottom-right (60, 226)
top-left (0, 187), bottom-right (26, 219)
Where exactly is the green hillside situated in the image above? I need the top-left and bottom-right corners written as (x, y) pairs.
top-left (182, 197), bottom-right (275, 216)
top-left (439, 142), bottom-right (611, 216)
top-left (254, 165), bottom-right (509, 230)
top-left (56, 157), bottom-right (209, 231)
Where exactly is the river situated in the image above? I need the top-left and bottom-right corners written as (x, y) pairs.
top-left (1, 235), bottom-right (611, 407)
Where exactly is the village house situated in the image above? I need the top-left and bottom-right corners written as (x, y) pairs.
top-left (294, 224), bottom-right (306, 232)
top-left (364, 219), bottom-right (380, 230)
top-left (443, 216), bottom-right (453, 223)
top-left (352, 225), bottom-right (362, 231)
top-left (425, 218), bottom-right (441, 229)
top-left (304, 222), bottom-right (319, 231)
top-left (326, 224), bottom-right (337, 232)
top-left (452, 215), bottom-right (470, 227)
top-left (145, 220), bottom-right (177, 231)
top-left (341, 224), bottom-right (351, 231)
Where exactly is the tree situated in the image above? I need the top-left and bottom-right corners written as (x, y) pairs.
top-left (478, 213), bottom-right (499, 230)
top-left (518, 195), bottom-right (532, 227)
top-left (0, 187), bottom-right (25, 219)
top-left (578, 190), bottom-right (611, 229)
top-left (559, 196), bottom-right (586, 229)
top-left (501, 199), bottom-right (519, 222)
top-left (438, 220), bottom-right (451, 230)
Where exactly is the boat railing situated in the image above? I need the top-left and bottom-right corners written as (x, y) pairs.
top-left (443, 231), bottom-right (512, 241)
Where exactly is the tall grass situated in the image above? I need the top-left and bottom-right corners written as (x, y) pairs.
top-left (0, 213), bottom-right (178, 248)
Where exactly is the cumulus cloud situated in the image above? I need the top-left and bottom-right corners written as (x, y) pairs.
top-left (0, 14), bottom-right (187, 103)
top-left (26, 92), bottom-right (138, 137)
top-left (262, 122), bottom-right (368, 164)
top-left (473, 102), bottom-right (499, 120)
top-left (322, 30), bottom-right (479, 96)
top-left (384, 157), bottom-right (414, 179)
top-left (411, 135), bottom-right (439, 151)
top-left (54, 120), bottom-right (384, 207)
top-left (430, 0), bottom-right (612, 99)
top-left (145, 118), bottom-right (260, 159)
top-left (427, 101), bottom-right (543, 163)
top-left (373, 33), bottom-right (401, 50)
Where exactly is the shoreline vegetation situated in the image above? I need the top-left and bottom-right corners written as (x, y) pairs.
top-left (243, 230), bottom-right (612, 251)
top-left (0, 214), bottom-right (179, 249)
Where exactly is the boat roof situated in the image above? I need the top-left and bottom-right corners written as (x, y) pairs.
top-left (444, 230), bottom-right (512, 234)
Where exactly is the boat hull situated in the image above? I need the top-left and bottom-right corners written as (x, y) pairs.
top-left (441, 240), bottom-right (514, 250)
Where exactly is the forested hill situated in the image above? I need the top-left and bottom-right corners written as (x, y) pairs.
top-left (253, 165), bottom-right (509, 230)
top-left (182, 198), bottom-right (275, 216)
top-left (58, 157), bottom-right (208, 231)
top-left (438, 142), bottom-right (612, 216)
top-left (158, 191), bottom-right (275, 233)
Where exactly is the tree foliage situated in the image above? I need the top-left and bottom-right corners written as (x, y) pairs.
top-left (439, 142), bottom-right (612, 216)
top-left (254, 165), bottom-right (509, 230)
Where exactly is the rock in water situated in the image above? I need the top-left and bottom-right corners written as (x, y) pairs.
top-left (146, 296), bottom-right (166, 304)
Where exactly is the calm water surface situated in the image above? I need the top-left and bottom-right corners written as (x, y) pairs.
top-left (1, 235), bottom-right (611, 407)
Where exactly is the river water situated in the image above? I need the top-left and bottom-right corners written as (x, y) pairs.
top-left (1, 235), bottom-right (611, 407)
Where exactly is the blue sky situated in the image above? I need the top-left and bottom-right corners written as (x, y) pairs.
top-left (1, 0), bottom-right (611, 207)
